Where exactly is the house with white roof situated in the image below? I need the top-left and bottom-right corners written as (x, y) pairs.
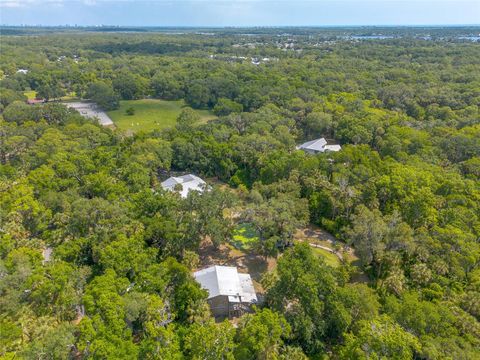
top-left (160, 174), bottom-right (206, 198)
top-left (297, 137), bottom-right (342, 154)
top-left (42, 247), bottom-right (52, 265)
top-left (194, 265), bottom-right (257, 318)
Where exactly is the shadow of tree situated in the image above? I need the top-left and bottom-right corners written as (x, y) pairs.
top-left (239, 253), bottom-right (268, 283)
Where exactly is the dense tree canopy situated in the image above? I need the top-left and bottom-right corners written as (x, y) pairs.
top-left (1, 27), bottom-right (479, 359)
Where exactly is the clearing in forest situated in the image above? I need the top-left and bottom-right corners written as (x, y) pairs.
top-left (107, 99), bottom-right (216, 132)
top-left (310, 247), bottom-right (343, 267)
top-left (24, 90), bottom-right (77, 101)
top-left (24, 90), bottom-right (36, 100)
top-left (231, 223), bottom-right (259, 250)
top-left (197, 240), bottom-right (277, 295)
top-left (295, 226), bottom-right (360, 267)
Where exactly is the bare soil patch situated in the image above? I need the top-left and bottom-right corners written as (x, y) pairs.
top-left (197, 239), bottom-right (276, 294)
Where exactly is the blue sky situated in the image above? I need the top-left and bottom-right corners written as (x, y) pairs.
top-left (1, 0), bottom-right (479, 26)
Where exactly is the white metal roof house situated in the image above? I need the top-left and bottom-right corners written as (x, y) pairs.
top-left (194, 265), bottom-right (258, 318)
top-left (160, 174), bottom-right (206, 198)
top-left (297, 137), bottom-right (342, 154)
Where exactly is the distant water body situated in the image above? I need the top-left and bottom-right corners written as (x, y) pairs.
top-left (338, 35), bottom-right (479, 41)
top-left (458, 36), bottom-right (480, 41)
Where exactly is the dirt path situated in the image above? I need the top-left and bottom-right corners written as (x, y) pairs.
top-left (307, 242), bottom-right (344, 261)
top-left (296, 225), bottom-right (369, 283)
top-left (295, 225), bottom-right (339, 245)
top-left (295, 224), bottom-right (357, 263)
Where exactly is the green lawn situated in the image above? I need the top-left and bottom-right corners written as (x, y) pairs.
top-left (311, 247), bottom-right (341, 267)
top-left (24, 90), bottom-right (77, 101)
top-left (107, 99), bottom-right (216, 133)
top-left (232, 223), bottom-right (259, 251)
top-left (24, 90), bottom-right (36, 100)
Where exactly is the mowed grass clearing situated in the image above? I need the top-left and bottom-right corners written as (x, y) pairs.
top-left (311, 247), bottom-right (342, 267)
top-left (107, 99), bottom-right (216, 132)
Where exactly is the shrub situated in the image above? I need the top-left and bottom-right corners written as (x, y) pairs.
top-left (126, 107), bottom-right (135, 116)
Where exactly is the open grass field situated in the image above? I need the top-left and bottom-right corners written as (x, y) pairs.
top-left (107, 99), bottom-right (216, 133)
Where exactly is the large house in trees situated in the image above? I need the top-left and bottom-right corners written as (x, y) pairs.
top-left (160, 174), bottom-right (206, 198)
top-left (297, 137), bottom-right (341, 154)
top-left (194, 266), bottom-right (258, 318)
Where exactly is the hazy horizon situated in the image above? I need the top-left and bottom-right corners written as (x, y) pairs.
top-left (2, 24), bottom-right (480, 28)
top-left (1, 0), bottom-right (479, 27)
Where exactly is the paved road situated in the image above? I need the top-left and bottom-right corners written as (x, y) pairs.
top-left (65, 102), bottom-right (114, 126)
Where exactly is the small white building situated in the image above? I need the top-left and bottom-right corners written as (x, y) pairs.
top-left (297, 137), bottom-right (341, 154)
top-left (16, 69), bottom-right (29, 74)
top-left (42, 247), bottom-right (52, 265)
top-left (160, 174), bottom-right (206, 198)
top-left (194, 265), bottom-right (257, 318)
